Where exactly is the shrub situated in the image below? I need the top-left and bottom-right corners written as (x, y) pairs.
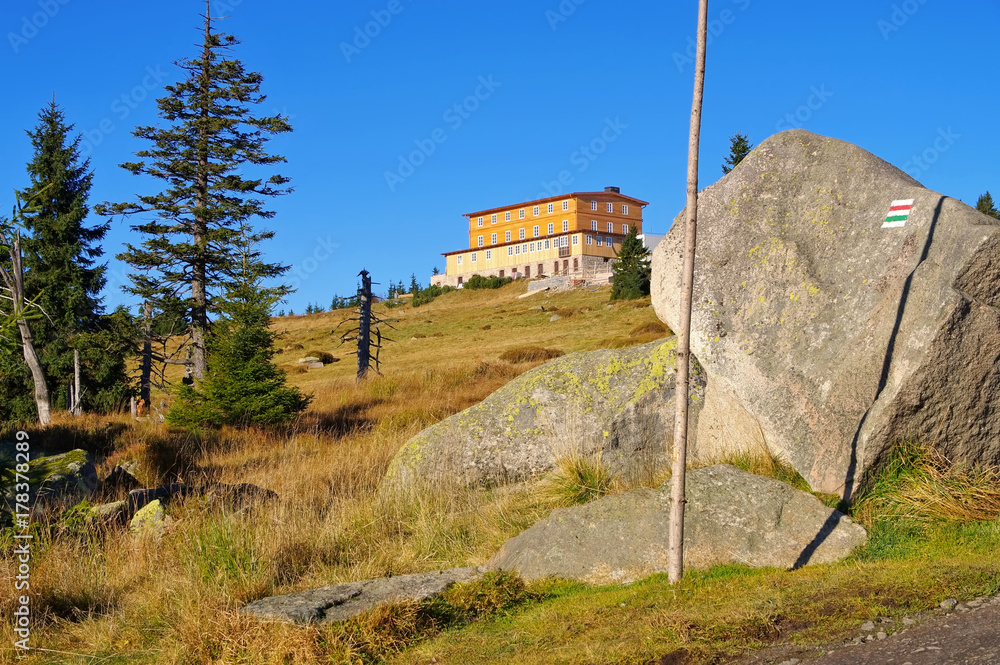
top-left (463, 275), bottom-right (513, 290)
top-left (499, 346), bottom-right (564, 364)
top-left (307, 350), bottom-right (336, 364)
top-left (411, 284), bottom-right (455, 307)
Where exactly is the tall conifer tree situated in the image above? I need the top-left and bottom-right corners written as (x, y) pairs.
top-left (610, 226), bottom-right (652, 300)
top-left (98, 1), bottom-right (292, 381)
top-left (722, 133), bottom-right (753, 174)
top-left (976, 191), bottom-right (999, 219)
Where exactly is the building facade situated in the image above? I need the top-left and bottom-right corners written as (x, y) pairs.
top-left (432, 187), bottom-right (649, 287)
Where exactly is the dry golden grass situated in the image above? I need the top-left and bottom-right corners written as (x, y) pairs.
top-left (2, 283), bottom-right (670, 663)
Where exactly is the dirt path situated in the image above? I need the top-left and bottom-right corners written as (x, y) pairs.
top-left (725, 596), bottom-right (1000, 665)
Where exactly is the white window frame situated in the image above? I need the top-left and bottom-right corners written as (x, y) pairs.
top-left (471, 252), bottom-right (477, 263)
top-left (622, 224), bottom-right (628, 234)
top-left (529, 242), bottom-right (534, 252)
top-left (544, 239), bottom-right (550, 250)
top-left (572, 235), bottom-right (579, 245)
top-left (622, 204), bottom-right (628, 215)
top-left (478, 235), bottom-right (484, 247)
top-left (533, 225), bottom-right (539, 237)
top-left (562, 200), bottom-right (569, 211)
top-left (591, 200), bottom-right (597, 211)
top-left (505, 211), bottom-right (511, 221)
top-left (515, 245), bottom-right (521, 255)
top-left (491, 233), bottom-right (497, 244)
top-left (507, 246), bottom-right (514, 256)
top-left (547, 203), bottom-right (554, 213)
top-left (533, 205), bottom-right (539, 216)
top-left (586, 235), bottom-right (593, 245)
top-left (591, 220), bottom-right (597, 231)
top-left (519, 209), bottom-right (525, 219)
top-left (607, 237), bottom-right (613, 246)
top-left (485, 249), bottom-right (492, 260)
top-left (597, 237), bottom-right (603, 246)
top-left (606, 202), bottom-right (613, 213)
top-left (505, 230), bottom-right (511, 242)
top-left (607, 222), bottom-right (613, 233)
top-left (477, 217), bottom-right (483, 227)
top-left (561, 236), bottom-right (569, 247)
top-left (547, 222), bottom-right (554, 234)
top-left (491, 214), bottom-right (497, 224)
top-left (519, 228), bottom-right (525, 240)
top-left (457, 255), bottom-right (463, 265)
top-left (562, 220), bottom-right (569, 232)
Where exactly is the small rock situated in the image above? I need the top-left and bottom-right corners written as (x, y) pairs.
top-left (86, 500), bottom-right (129, 525)
top-left (940, 598), bottom-right (958, 610)
top-left (549, 314), bottom-right (562, 322)
top-left (876, 631), bottom-right (887, 640)
top-left (902, 616), bottom-right (915, 625)
top-left (865, 635), bottom-right (875, 642)
top-left (861, 621), bottom-right (876, 632)
top-left (956, 603), bottom-right (969, 611)
top-left (104, 465), bottom-right (141, 494)
top-left (129, 499), bottom-right (168, 535)
top-left (967, 599), bottom-right (984, 608)
top-left (297, 356), bottom-right (320, 364)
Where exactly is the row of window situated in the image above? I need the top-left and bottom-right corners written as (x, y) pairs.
top-left (459, 235), bottom-right (618, 265)
top-left (476, 201), bottom-right (630, 227)
top-left (478, 221), bottom-right (630, 247)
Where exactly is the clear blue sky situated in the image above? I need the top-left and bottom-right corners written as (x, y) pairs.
top-left (2, 0), bottom-right (998, 311)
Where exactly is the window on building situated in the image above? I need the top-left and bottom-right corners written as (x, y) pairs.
top-left (562, 200), bottom-right (569, 211)
top-left (471, 252), bottom-right (477, 262)
top-left (572, 235), bottom-right (579, 245)
top-left (562, 220), bottom-right (569, 232)
top-left (491, 214), bottom-right (497, 223)
top-left (607, 222), bottom-right (613, 233)
top-left (606, 237), bottom-right (613, 246)
top-left (591, 200), bottom-right (597, 211)
top-left (533, 225), bottom-right (539, 237)
top-left (515, 245), bottom-right (521, 255)
top-left (491, 233), bottom-right (497, 244)
top-left (505, 230), bottom-right (511, 242)
top-left (457, 255), bottom-right (463, 265)
top-left (547, 203), bottom-right (554, 213)
top-left (505, 211), bottom-right (511, 221)
top-left (519, 209), bottom-right (525, 219)
top-left (606, 202), bottom-right (613, 212)
top-left (533, 205), bottom-right (539, 216)
top-left (591, 220), bottom-right (598, 231)
top-left (586, 235), bottom-right (593, 245)
top-left (562, 236), bottom-right (570, 247)
top-left (458, 276), bottom-right (463, 285)
top-left (544, 239), bottom-right (550, 249)
top-left (525, 265), bottom-right (530, 277)
top-left (508, 246), bottom-right (514, 256)
top-left (478, 235), bottom-right (484, 247)
top-left (597, 237), bottom-right (603, 246)
top-left (485, 249), bottom-right (492, 260)
top-left (622, 204), bottom-right (629, 215)
top-left (573, 258), bottom-right (578, 270)
top-left (477, 217), bottom-right (483, 227)
top-left (499, 270), bottom-right (505, 278)
top-left (519, 228), bottom-right (525, 240)
top-left (622, 224), bottom-right (629, 234)
top-left (547, 222), bottom-right (554, 234)
top-left (529, 242), bottom-right (534, 252)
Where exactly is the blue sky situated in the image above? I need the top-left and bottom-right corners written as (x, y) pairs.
top-left (2, 0), bottom-right (998, 311)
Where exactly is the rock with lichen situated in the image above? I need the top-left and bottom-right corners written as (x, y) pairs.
top-left (652, 128), bottom-right (1000, 497)
top-left (383, 338), bottom-right (704, 489)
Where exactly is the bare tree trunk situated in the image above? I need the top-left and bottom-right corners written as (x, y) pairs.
top-left (357, 270), bottom-right (373, 382)
top-left (18, 318), bottom-right (51, 426)
top-left (668, 0), bottom-right (709, 585)
top-left (190, 0), bottom-right (213, 381)
top-left (71, 348), bottom-right (82, 416)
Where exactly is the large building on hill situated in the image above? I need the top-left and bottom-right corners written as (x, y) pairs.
top-left (431, 187), bottom-right (651, 288)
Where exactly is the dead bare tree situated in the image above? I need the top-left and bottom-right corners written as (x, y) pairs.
top-left (668, 0), bottom-right (709, 585)
top-left (335, 269), bottom-right (394, 382)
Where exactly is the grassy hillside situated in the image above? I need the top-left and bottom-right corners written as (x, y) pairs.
top-left (3, 281), bottom-right (999, 664)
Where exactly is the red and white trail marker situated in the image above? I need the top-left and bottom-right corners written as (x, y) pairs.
top-left (882, 199), bottom-right (914, 228)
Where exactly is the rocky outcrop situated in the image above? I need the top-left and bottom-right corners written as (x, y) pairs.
top-left (489, 464), bottom-right (866, 585)
top-left (242, 567), bottom-right (486, 625)
top-left (384, 338), bottom-right (705, 489)
top-left (652, 129), bottom-right (1000, 496)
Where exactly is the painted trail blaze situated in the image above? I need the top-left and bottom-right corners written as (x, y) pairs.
top-left (882, 199), bottom-right (914, 228)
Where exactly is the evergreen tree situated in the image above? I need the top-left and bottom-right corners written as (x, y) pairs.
top-left (409, 273), bottom-right (420, 294)
top-left (722, 133), bottom-right (753, 174)
top-left (168, 226), bottom-right (310, 428)
top-left (0, 102), bottom-right (129, 421)
top-left (976, 191), bottom-right (999, 219)
top-left (610, 225), bottom-right (651, 301)
top-left (97, 2), bottom-right (292, 381)
top-left (431, 266), bottom-right (440, 275)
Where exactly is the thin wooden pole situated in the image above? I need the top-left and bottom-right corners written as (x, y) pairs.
top-left (668, 0), bottom-right (709, 585)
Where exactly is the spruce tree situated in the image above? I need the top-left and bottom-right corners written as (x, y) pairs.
top-left (610, 226), bottom-right (652, 300)
top-left (97, 1), bottom-right (292, 381)
top-left (976, 191), bottom-right (999, 219)
top-left (0, 102), bottom-right (127, 421)
top-left (722, 133), bottom-right (753, 174)
top-left (168, 227), bottom-right (310, 428)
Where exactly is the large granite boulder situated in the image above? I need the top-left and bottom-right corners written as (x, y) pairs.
top-left (652, 129), bottom-right (1000, 497)
top-left (489, 464), bottom-right (866, 585)
top-left (383, 338), bottom-right (705, 488)
top-left (242, 567), bottom-right (485, 625)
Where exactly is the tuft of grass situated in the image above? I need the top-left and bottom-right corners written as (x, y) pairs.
top-left (700, 446), bottom-right (811, 493)
top-left (854, 439), bottom-right (1000, 526)
top-left (630, 321), bottom-right (669, 337)
top-left (538, 453), bottom-right (616, 505)
top-left (498, 346), bottom-right (564, 364)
